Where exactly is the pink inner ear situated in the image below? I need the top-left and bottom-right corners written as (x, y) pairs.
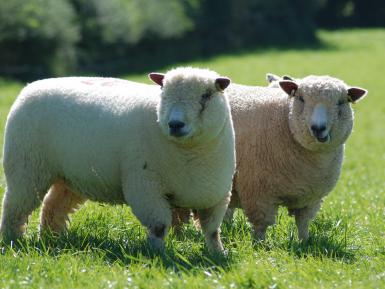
top-left (215, 77), bottom-right (231, 90)
top-left (149, 73), bottom-right (165, 87)
top-left (347, 87), bottom-right (367, 102)
top-left (279, 80), bottom-right (298, 96)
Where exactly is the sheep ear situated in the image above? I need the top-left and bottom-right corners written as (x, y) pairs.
top-left (215, 77), bottom-right (231, 91)
top-left (347, 87), bottom-right (367, 103)
top-left (279, 80), bottom-right (298, 96)
top-left (148, 73), bottom-right (165, 87)
top-left (266, 73), bottom-right (280, 84)
top-left (282, 75), bottom-right (294, 81)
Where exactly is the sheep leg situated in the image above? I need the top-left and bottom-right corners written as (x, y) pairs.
top-left (289, 201), bottom-right (321, 241)
top-left (123, 176), bottom-right (171, 252)
top-left (171, 208), bottom-right (202, 231)
top-left (0, 181), bottom-right (46, 242)
top-left (243, 203), bottom-right (278, 240)
top-left (171, 208), bottom-right (191, 231)
top-left (223, 208), bottom-right (235, 223)
top-left (39, 180), bottom-right (86, 235)
top-left (223, 192), bottom-right (240, 223)
top-left (1, 151), bottom-right (54, 241)
top-left (195, 195), bottom-right (230, 255)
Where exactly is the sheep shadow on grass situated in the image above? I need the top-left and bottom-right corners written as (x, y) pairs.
top-left (254, 213), bottom-right (358, 263)
top-left (0, 223), bottom-right (234, 272)
top-left (0, 210), bottom-right (357, 270)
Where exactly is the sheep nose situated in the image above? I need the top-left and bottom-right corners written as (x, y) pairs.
top-left (311, 124), bottom-right (330, 143)
top-left (168, 120), bottom-right (185, 130)
top-left (168, 120), bottom-right (186, 137)
top-left (311, 124), bottom-right (326, 135)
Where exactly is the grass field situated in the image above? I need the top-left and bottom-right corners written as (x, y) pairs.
top-left (0, 29), bottom-right (384, 289)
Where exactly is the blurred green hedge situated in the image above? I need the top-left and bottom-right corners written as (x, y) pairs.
top-left (0, 0), bottom-right (383, 79)
top-left (0, 0), bottom-right (79, 78)
top-left (316, 0), bottom-right (385, 28)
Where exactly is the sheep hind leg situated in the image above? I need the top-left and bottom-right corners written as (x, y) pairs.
top-left (289, 201), bottom-right (321, 241)
top-left (171, 208), bottom-right (191, 232)
top-left (39, 181), bottom-right (86, 236)
top-left (1, 149), bottom-right (54, 241)
top-left (0, 185), bottom-right (46, 242)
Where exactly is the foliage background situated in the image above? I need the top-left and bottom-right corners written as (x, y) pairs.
top-left (1, 0), bottom-right (384, 80)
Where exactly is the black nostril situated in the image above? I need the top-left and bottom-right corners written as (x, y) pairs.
top-left (168, 120), bottom-right (185, 130)
top-left (311, 124), bottom-right (326, 133)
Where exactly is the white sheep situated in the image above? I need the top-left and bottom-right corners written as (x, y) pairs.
top-left (174, 75), bottom-right (367, 241)
top-left (0, 67), bottom-right (236, 254)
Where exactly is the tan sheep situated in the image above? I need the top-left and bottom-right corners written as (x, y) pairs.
top-left (174, 75), bottom-right (367, 241)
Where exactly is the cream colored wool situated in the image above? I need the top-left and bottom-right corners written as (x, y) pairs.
top-left (0, 67), bottom-right (236, 254)
top-left (226, 76), bottom-right (366, 240)
top-left (174, 75), bottom-right (366, 241)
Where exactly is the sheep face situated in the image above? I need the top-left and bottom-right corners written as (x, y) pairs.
top-left (279, 76), bottom-right (367, 151)
top-left (149, 67), bottom-right (231, 145)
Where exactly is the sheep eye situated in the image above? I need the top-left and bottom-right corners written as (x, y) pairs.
top-left (338, 99), bottom-right (346, 106)
top-left (199, 91), bottom-right (213, 113)
top-left (298, 96), bottom-right (305, 103)
top-left (201, 92), bottom-right (212, 101)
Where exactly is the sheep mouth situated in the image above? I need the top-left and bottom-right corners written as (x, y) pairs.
top-left (168, 126), bottom-right (192, 139)
top-left (169, 129), bottom-right (189, 138)
top-left (316, 134), bottom-right (330, 143)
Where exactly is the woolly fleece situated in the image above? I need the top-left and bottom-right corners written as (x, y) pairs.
top-left (173, 75), bottom-right (366, 241)
top-left (0, 68), bottom-right (236, 254)
top-left (226, 76), bottom-right (366, 240)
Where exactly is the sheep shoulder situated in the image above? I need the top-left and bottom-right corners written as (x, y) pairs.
top-left (151, 118), bottom-right (235, 209)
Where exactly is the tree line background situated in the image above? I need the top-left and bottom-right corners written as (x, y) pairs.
top-left (0, 0), bottom-right (384, 80)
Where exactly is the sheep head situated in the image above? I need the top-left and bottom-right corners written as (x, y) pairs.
top-left (279, 75), bottom-right (367, 151)
top-left (149, 67), bottom-right (231, 145)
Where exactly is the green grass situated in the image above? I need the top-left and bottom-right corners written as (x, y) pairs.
top-left (0, 29), bottom-right (384, 288)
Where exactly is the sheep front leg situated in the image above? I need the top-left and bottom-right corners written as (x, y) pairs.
top-left (123, 176), bottom-right (171, 252)
top-left (242, 201), bottom-right (278, 241)
top-left (196, 195), bottom-right (230, 255)
top-left (223, 191), bottom-right (240, 223)
top-left (289, 201), bottom-right (321, 241)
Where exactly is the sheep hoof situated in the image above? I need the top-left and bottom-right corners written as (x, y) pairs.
top-left (208, 247), bottom-right (228, 262)
top-left (148, 235), bottom-right (165, 253)
top-left (298, 234), bottom-right (310, 243)
top-left (0, 225), bottom-right (25, 244)
top-left (252, 230), bottom-right (266, 241)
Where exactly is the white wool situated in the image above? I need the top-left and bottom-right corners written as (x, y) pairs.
top-left (0, 69), bottom-right (235, 254)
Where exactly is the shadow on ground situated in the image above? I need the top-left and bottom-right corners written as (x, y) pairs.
top-left (0, 225), bottom-right (232, 272)
top-left (254, 215), bottom-right (357, 263)
top-left (0, 213), bottom-right (357, 270)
